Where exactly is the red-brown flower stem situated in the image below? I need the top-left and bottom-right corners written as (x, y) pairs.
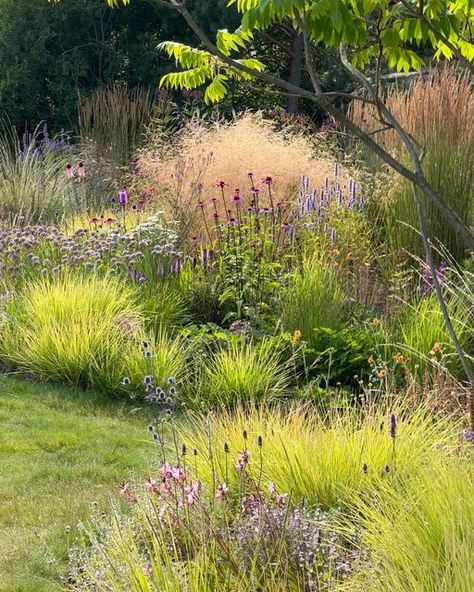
top-left (220, 186), bottom-right (229, 222)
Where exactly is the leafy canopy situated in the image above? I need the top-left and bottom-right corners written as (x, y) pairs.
top-left (106, 0), bottom-right (473, 101)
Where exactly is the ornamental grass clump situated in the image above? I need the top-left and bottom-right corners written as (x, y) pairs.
top-left (281, 254), bottom-right (349, 349)
top-left (349, 450), bottom-right (474, 592)
top-left (176, 403), bottom-right (457, 509)
top-left (202, 339), bottom-right (291, 405)
top-left (0, 274), bottom-right (144, 391)
top-left (352, 67), bottom-right (474, 262)
top-left (0, 122), bottom-right (72, 225)
top-left (131, 112), bottom-right (350, 227)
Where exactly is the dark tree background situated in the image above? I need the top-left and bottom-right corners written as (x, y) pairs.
top-left (0, 0), bottom-right (347, 131)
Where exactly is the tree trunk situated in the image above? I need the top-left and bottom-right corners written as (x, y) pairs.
top-left (286, 32), bottom-right (303, 114)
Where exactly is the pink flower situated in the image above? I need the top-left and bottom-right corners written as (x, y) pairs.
top-left (171, 465), bottom-right (186, 484)
top-left (190, 480), bottom-right (201, 495)
top-left (65, 164), bottom-right (74, 179)
top-left (231, 194), bottom-right (243, 205)
top-left (262, 176), bottom-right (273, 185)
top-left (77, 163), bottom-right (86, 177)
top-left (196, 201), bottom-right (205, 209)
top-left (119, 480), bottom-right (137, 504)
top-left (216, 482), bottom-right (229, 500)
top-left (268, 482), bottom-right (276, 494)
top-left (159, 461), bottom-right (172, 479)
top-left (250, 186), bottom-right (260, 195)
top-left (159, 479), bottom-right (171, 495)
top-left (236, 450), bottom-right (250, 473)
top-left (215, 180), bottom-right (228, 189)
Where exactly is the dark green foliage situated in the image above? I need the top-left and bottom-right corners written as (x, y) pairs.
top-left (0, 0), bottom-right (234, 131)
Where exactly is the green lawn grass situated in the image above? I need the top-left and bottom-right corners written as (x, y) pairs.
top-left (0, 374), bottom-right (154, 592)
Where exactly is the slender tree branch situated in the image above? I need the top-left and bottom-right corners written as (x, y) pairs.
top-left (412, 182), bottom-right (474, 429)
top-left (338, 44), bottom-right (474, 250)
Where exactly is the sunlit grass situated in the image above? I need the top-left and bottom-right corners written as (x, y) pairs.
top-left (0, 375), bottom-right (153, 592)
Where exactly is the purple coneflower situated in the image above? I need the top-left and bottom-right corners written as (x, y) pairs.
top-left (77, 163), bottom-right (85, 177)
top-left (65, 164), bottom-right (74, 179)
top-left (231, 193), bottom-right (243, 205)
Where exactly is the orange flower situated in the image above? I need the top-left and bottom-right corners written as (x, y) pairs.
top-left (367, 356), bottom-right (374, 365)
top-left (292, 329), bottom-right (302, 343)
top-left (432, 342), bottom-right (441, 353)
top-left (377, 368), bottom-right (387, 378)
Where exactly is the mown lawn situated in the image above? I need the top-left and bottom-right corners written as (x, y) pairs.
top-left (0, 375), bottom-right (154, 592)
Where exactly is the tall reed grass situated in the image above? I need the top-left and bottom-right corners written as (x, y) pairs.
top-left (78, 84), bottom-right (153, 165)
top-left (352, 67), bottom-right (474, 261)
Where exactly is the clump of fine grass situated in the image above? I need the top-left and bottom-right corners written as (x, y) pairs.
top-left (0, 122), bottom-right (71, 225)
top-left (396, 292), bottom-right (471, 378)
top-left (352, 67), bottom-right (474, 261)
top-left (132, 112), bottom-right (350, 225)
top-left (281, 254), bottom-right (349, 348)
top-left (0, 273), bottom-right (144, 390)
top-left (348, 453), bottom-right (474, 592)
top-left (176, 403), bottom-right (458, 509)
top-left (202, 339), bottom-right (290, 406)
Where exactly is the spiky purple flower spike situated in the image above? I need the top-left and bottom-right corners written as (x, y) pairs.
top-left (389, 413), bottom-right (398, 439)
top-left (118, 188), bottom-right (129, 207)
